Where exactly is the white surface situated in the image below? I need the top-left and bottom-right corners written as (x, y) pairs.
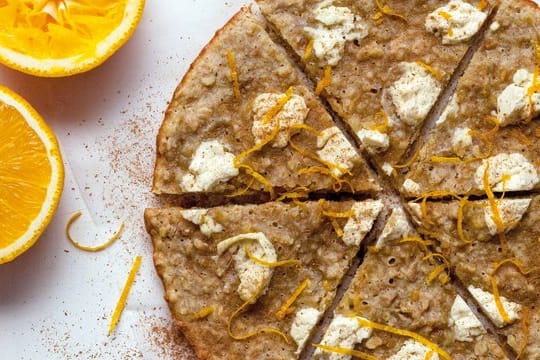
top-left (0, 1), bottom-right (248, 359)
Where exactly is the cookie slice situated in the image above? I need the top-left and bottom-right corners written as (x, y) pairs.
top-left (153, 8), bottom-right (379, 198)
top-left (256, 0), bottom-right (490, 175)
top-left (144, 199), bottom-right (383, 359)
top-left (313, 205), bottom-right (508, 360)
top-left (401, 0), bottom-right (540, 197)
top-left (407, 195), bottom-right (540, 358)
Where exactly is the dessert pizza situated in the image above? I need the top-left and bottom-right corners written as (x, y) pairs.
top-left (146, 0), bottom-right (540, 359)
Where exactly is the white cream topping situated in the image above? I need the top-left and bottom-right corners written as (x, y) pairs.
top-left (450, 295), bottom-right (487, 342)
top-left (305, 1), bottom-right (368, 66)
top-left (376, 207), bottom-right (414, 248)
top-left (425, 0), bottom-right (487, 44)
top-left (436, 95), bottom-right (459, 126)
top-left (468, 285), bottom-right (522, 328)
top-left (314, 315), bottom-right (372, 360)
top-left (180, 209), bottom-right (223, 237)
top-left (490, 21), bottom-right (500, 32)
top-left (356, 128), bottom-right (390, 153)
top-left (342, 200), bottom-right (384, 246)
top-left (497, 69), bottom-right (540, 126)
top-left (181, 140), bottom-right (239, 192)
top-left (451, 127), bottom-right (473, 157)
top-left (382, 162), bottom-right (395, 176)
top-left (252, 93), bottom-right (309, 148)
top-left (483, 198), bottom-right (531, 236)
top-left (402, 179), bottom-right (421, 194)
top-left (216, 233), bottom-right (277, 303)
top-left (388, 339), bottom-right (440, 360)
top-left (291, 308), bottom-right (322, 355)
top-left (317, 127), bottom-right (359, 177)
top-left (388, 62), bottom-right (442, 126)
top-left (474, 153), bottom-right (539, 191)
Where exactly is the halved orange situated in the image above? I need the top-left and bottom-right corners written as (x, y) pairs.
top-left (0, 0), bottom-right (145, 77)
top-left (0, 85), bottom-right (64, 264)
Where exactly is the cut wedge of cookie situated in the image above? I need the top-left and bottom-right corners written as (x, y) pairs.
top-left (144, 199), bottom-right (383, 359)
top-left (153, 8), bottom-right (379, 199)
top-left (312, 205), bottom-right (508, 359)
top-left (401, 0), bottom-right (540, 197)
top-left (256, 0), bottom-right (490, 175)
top-left (407, 195), bottom-right (540, 358)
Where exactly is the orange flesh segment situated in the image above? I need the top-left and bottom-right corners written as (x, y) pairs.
top-left (0, 1), bottom-right (127, 59)
top-left (0, 102), bottom-right (51, 248)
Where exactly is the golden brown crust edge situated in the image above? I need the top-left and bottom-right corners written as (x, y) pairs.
top-left (152, 7), bottom-right (254, 194)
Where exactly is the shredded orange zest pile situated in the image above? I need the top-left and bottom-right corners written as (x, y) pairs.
top-left (354, 317), bottom-right (451, 360)
top-left (373, 0), bottom-right (408, 22)
top-left (438, 10), bottom-right (452, 20)
top-left (65, 211), bottom-right (124, 252)
top-left (315, 65), bottom-right (332, 95)
top-left (276, 279), bottom-right (310, 320)
top-left (490, 259), bottom-right (536, 325)
top-left (238, 164), bottom-right (275, 199)
top-left (108, 255), bottom-right (142, 335)
top-left (516, 307), bottom-right (530, 360)
top-left (191, 306), bottom-right (215, 320)
top-left (477, 0), bottom-right (488, 11)
top-left (370, 110), bottom-right (390, 132)
top-left (262, 86), bottom-right (294, 125)
top-left (483, 163), bottom-right (509, 254)
top-left (457, 196), bottom-right (471, 243)
top-left (228, 284), bottom-right (289, 343)
top-left (313, 343), bottom-right (378, 360)
top-left (303, 38), bottom-right (315, 62)
top-left (416, 61), bottom-right (443, 81)
top-left (245, 245), bottom-right (302, 268)
top-left (226, 50), bottom-right (241, 99)
top-left (393, 146), bottom-right (421, 169)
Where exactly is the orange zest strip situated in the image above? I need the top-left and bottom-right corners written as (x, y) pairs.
top-left (425, 351), bottom-right (435, 360)
top-left (298, 166), bottom-right (354, 193)
top-left (289, 139), bottom-right (351, 176)
top-left (244, 245), bottom-right (302, 268)
top-left (302, 38), bottom-right (315, 62)
top-left (413, 191), bottom-right (461, 225)
top-left (237, 164), bottom-right (275, 199)
top-left (354, 317), bottom-right (451, 360)
top-left (516, 307), bottom-right (530, 360)
top-left (66, 211), bottom-right (124, 252)
top-left (457, 196), bottom-right (471, 243)
top-left (416, 61), bottom-right (443, 81)
top-left (430, 156), bottom-right (462, 163)
top-left (315, 65), bottom-right (332, 95)
top-left (191, 306), bottom-right (215, 320)
top-left (275, 187), bottom-right (310, 202)
top-left (108, 255), bottom-right (142, 336)
top-left (226, 50), bottom-right (241, 99)
top-left (331, 218), bottom-right (344, 237)
top-left (373, 0), bottom-right (408, 22)
top-left (393, 146), bottom-right (421, 169)
top-left (226, 177), bottom-right (255, 198)
top-left (289, 123), bottom-right (323, 137)
top-left (490, 259), bottom-right (537, 325)
top-left (427, 264), bottom-right (447, 284)
top-left (312, 343), bottom-right (378, 360)
top-left (477, 0), bottom-right (488, 11)
top-left (262, 86), bottom-right (294, 125)
top-left (483, 163), bottom-right (509, 254)
top-left (438, 10), bottom-right (452, 19)
top-left (234, 119), bottom-right (280, 166)
top-left (322, 210), bottom-right (355, 218)
top-left (423, 253), bottom-right (451, 284)
top-left (275, 279), bottom-right (310, 320)
top-left (370, 110), bottom-right (390, 132)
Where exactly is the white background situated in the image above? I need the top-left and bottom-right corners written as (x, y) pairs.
top-left (0, 1), bottom-right (247, 359)
top-left (1, 0), bottom-right (539, 359)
